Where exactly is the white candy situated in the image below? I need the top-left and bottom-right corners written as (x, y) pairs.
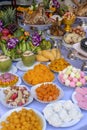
top-left (63, 74), bottom-right (68, 80)
top-left (43, 106), bottom-right (54, 118)
top-left (48, 113), bottom-right (63, 127)
top-left (59, 109), bottom-right (70, 122)
top-left (53, 103), bottom-right (63, 112)
top-left (70, 72), bottom-right (75, 78)
top-left (65, 79), bottom-right (70, 86)
top-left (69, 108), bottom-right (80, 120)
top-left (63, 100), bottom-right (74, 110)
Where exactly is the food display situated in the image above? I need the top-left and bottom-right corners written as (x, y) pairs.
top-left (63, 12), bottom-right (76, 21)
top-left (0, 55), bottom-right (12, 72)
top-left (72, 87), bottom-right (87, 110)
top-left (24, 4), bottom-right (52, 25)
top-left (43, 100), bottom-right (83, 127)
top-left (0, 1), bottom-right (87, 129)
top-left (0, 108), bottom-right (46, 130)
top-left (0, 73), bottom-right (19, 87)
top-left (48, 58), bottom-right (70, 72)
top-left (74, 3), bottom-right (87, 17)
top-left (31, 82), bottom-right (64, 103)
top-left (0, 85), bottom-right (33, 108)
top-left (49, 17), bottom-right (65, 37)
top-left (23, 64), bottom-right (54, 85)
top-left (36, 48), bottom-right (61, 62)
top-left (58, 66), bottom-right (87, 88)
top-left (64, 26), bottom-right (86, 45)
top-left (80, 38), bottom-right (87, 52)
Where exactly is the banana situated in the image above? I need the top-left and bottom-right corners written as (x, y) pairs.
top-left (42, 50), bottom-right (55, 61)
top-left (36, 54), bottom-right (49, 62)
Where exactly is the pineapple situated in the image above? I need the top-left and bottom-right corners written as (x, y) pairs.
top-left (0, 7), bottom-right (16, 27)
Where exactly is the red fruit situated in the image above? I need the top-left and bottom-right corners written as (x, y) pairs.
top-left (1, 36), bottom-right (8, 41)
top-left (11, 93), bottom-right (18, 100)
top-left (2, 28), bottom-right (10, 36)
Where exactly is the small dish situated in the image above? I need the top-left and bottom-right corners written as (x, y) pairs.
top-left (43, 100), bottom-right (83, 127)
top-left (0, 85), bottom-right (33, 108)
top-left (0, 73), bottom-right (21, 89)
top-left (0, 107), bottom-right (46, 130)
top-left (73, 42), bottom-right (87, 57)
top-left (16, 61), bottom-right (39, 71)
top-left (72, 87), bottom-right (87, 110)
top-left (31, 82), bottom-right (64, 103)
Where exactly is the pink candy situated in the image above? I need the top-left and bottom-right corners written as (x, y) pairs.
top-left (70, 81), bottom-right (76, 87)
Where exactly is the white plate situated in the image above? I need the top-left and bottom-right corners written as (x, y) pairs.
top-left (0, 107), bottom-right (46, 130)
top-left (16, 61), bottom-right (40, 71)
top-left (0, 65), bottom-right (17, 74)
top-left (0, 85), bottom-right (33, 108)
top-left (12, 58), bottom-right (21, 62)
top-left (43, 100), bottom-right (83, 127)
top-left (75, 52), bottom-right (87, 61)
top-left (73, 43), bottom-right (87, 57)
top-left (31, 82), bottom-right (64, 103)
top-left (72, 92), bottom-right (87, 110)
top-left (0, 74), bottom-right (21, 89)
top-left (62, 40), bottom-right (73, 49)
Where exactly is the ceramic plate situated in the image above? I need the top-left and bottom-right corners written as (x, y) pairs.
top-left (16, 61), bottom-right (40, 71)
top-left (0, 65), bottom-right (17, 74)
top-left (72, 91), bottom-right (87, 110)
top-left (0, 85), bottom-right (33, 108)
top-left (0, 74), bottom-right (21, 89)
top-left (43, 100), bottom-right (83, 127)
top-left (12, 58), bottom-right (21, 62)
top-left (73, 43), bottom-right (87, 57)
top-left (31, 82), bottom-right (64, 103)
top-left (75, 52), bottom-right (87, 61)
top-left (0, 107), bottom-right (46, 130)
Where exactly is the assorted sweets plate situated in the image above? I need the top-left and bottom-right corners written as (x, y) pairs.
top-left (31, 82), bottom-right (64, 103)
top-left (0, 65), bottom-right (17, 74)
top-left (0, 73), bottom-right (22, 88)
top-left (72, 87), bottom-right (87, 110)
top-left (16, 61), bottom-right (40, 71)
top-left (0, 85), bottom-right (33, 108)
top-left (63, 26), bottom-right (86, 48)
top-left (0, 107), bottom-right (46, 130)
top-left (43, 100), bottom-right (83, 127)
top-left (58, 65), bottom-right (87, 88)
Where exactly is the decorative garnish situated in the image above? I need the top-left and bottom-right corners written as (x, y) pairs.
top-left (7, 38), bottom-right (19, 49)
top-left (52, 0), bottom-right (60, 8)
top-left (32, 32), bottom-right (42, 46)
